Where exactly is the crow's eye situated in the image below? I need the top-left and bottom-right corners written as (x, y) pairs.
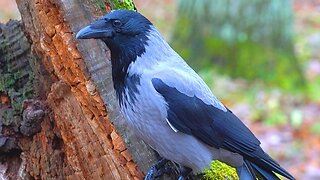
top-left (112, 20), bottom-right (122, 27)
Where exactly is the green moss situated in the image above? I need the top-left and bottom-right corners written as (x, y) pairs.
top-left (202, 161), bottom-right (239, 180)
top-left (95, 0), bottom-right (136, 13)
top-left (0, 67), bottom-right (35, 114)
top-left (0, 109), bottom-right (21, 127)
top-left (0, 23), bottom-right (35, 128)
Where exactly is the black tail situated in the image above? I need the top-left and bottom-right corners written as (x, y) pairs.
top-left (243, 150), bottom-right (295, 180)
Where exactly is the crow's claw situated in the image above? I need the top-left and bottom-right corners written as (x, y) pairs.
top-left (144, 166), bottom-right (158, 180)
top-left (144, 158), bottom-right (170, 180)
top-left (178, 166), bottom-right (193, 180)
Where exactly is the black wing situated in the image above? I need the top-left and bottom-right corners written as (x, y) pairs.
top-left (152, 78), bottom-right (294, 180)
top-left (152, 78), bottom-right (260, 152)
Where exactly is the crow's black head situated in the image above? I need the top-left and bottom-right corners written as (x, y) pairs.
top-left (76, 10), bottom-right (152, 54)
top-left (77, 10), bottom-right (154, 95)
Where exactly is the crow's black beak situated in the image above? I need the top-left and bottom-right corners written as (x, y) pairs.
top-left (76, 25), bottom-right (113, 39)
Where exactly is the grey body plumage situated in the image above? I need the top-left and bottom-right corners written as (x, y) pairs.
top-left (120, 29), bottom-right (232, 172)
top-left (76, 10), bottom-right (294, 180)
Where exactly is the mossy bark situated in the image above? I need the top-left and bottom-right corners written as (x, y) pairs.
top-left (0, 20), bottom-right (35, 130)
top-left (0, 20), bottom-right (34, 180)
top-left (0, 0), bottom-right (163, 179)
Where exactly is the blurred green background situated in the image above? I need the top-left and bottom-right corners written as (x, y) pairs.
top-left (2, 0), bottom-right (320, 179)
top-left (134, 1), bottom-right (320, 178)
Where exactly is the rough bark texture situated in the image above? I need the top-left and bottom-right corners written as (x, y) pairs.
top-left (16, 0), bottom-right (151, 178)
top-left (0, 19), bottom-right (34, 180)
top-left (0, 0), bottom-right (168, 179)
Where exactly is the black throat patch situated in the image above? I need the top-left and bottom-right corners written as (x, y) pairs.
top-left (103, 31), bottom-right (149, 106)
top-left (119, 74), bottom-right (141, 108)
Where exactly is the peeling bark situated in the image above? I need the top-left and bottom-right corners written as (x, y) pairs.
top-left (0, 0), bottom-right (181, 179)
top-left (2, 0), bottom-right (168, 179)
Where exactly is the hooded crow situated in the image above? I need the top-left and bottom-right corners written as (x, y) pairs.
top-left (76, 10), bottom-right (294, 180)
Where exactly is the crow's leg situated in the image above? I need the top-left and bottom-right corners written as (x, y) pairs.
top-left (144, 158), bottom-right (170, 180)
top-left (177, 166), bottom-right (192, 180)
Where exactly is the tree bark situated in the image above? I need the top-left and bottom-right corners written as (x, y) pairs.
top-left (0, 19), bottom-right (30, 180)
top-left (0, 0), bottom-right (169, 179)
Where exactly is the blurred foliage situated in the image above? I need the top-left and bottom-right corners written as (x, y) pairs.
top-left (139, 1), bottom-right (320, 178)
top-left (95, 0), bottom-right (136, 13)
top-left (0, 1), bottom-right (20, 23)
top-left (311, 122), bottom-right (320, 135)
top-left (306, 77), bottom-right (320, 101)
top-left (172, 0), bottom-right (305, 90)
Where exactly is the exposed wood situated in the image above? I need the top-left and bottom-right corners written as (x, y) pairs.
top-left (6, 0), bottom-right (162, 179)
top-left (58, 0), bottom-right (158, 173)
top-left (0, 0), bottom-right (182, 179)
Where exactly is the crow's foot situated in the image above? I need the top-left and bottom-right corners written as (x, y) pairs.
top-left (177, 166), bottom-right (192, 180)
top-left (144, 158), bottom-right (172, 180)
